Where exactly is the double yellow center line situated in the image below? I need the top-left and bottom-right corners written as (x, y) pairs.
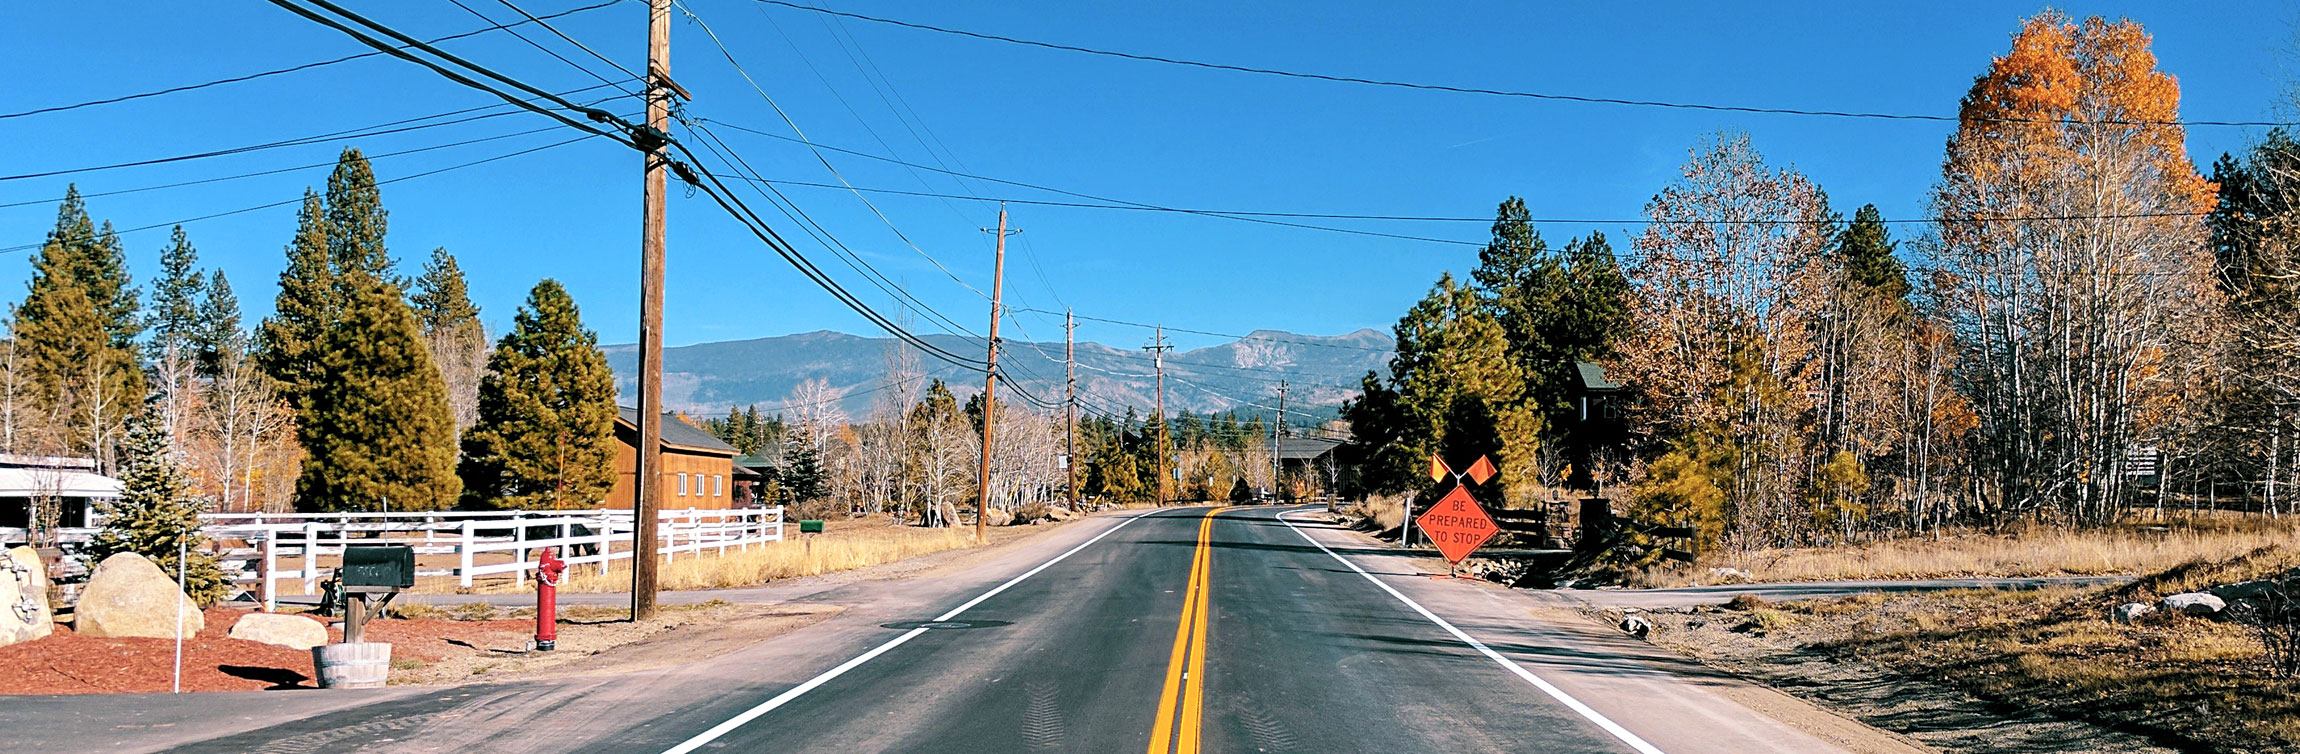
top-left (1147, 508), bottom-right (1220, 754)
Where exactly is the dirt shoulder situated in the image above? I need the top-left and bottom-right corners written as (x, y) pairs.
top-left (1607, 551), bottom-right (2300, 754)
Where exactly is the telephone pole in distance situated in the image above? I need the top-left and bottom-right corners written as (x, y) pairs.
top-left (975, 207), bottom-right (1015, 541)
top-left (1065, 309), bottom-right (1078, 510)
top-left (1144, 328), bottom-right (1172, 506)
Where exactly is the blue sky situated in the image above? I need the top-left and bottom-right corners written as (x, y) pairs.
top-left (3, 2), bottom-right (2294, 354)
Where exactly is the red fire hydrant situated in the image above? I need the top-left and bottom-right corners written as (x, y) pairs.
top-left (536, 547), bottom-right (565, 652)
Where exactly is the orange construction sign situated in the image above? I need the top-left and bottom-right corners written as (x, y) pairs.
top-left (1428, 454), bottom-right (1451, 483)
top-left (1415, 483), bottom-right (1499, 564)
top-left (1464, 455), bottom-right (1497, 486)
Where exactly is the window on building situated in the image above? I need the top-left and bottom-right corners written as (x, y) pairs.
top-left (714, 474), bottom-right (724, 497)
top-left (677, 472), bottom-right (688, 495)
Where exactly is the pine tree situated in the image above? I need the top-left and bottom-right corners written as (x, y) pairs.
top-left (457, 279), bottom-right (618, 510)
top-left (295, 272), bottom-right (460, 511)
top-left (91, 398), bottom-right (228, 605)
top-left (15, 187), bottom-right (144, 466)
top-left (259, 190), bottom-right (335, 405)
top-left (193, 270), bottom-right (242, 379)
top-left (410, 247), bottom-right (487, 432)
top-left (146, 226), bottom-right (205, 363)
top-left (778, 439), bottom-right (827, 502)
top-left (325, 148), bottom-right (394, 285)
top-left (1834, 205), bottom-right (1909, 305)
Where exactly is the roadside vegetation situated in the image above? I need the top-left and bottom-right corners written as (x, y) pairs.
top-left (1634, 546), bottom-right (2300, 752)
top-left (549, 514), bottom-right (1066, 593)
top-left (1628, 514), bottom-right (2300, 586)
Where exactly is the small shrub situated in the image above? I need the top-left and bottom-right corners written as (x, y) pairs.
top-left (1724, 593), bottom-right (1772, 611)
top-left (386, 603), bottom-right (448, 620)
top-left (448, 602), bottom-right (501, 621)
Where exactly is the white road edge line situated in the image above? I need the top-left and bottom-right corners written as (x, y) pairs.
top-left (1276, 509), bottom-right (1668, 754)
top-left (661, 509), bottom-right (1162, 754)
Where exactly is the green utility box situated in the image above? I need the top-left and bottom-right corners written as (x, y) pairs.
top-left (798, 520), bottom-right (826, 534)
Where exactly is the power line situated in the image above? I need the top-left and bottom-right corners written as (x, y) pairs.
top-left (445, 0), bottom-right (635, 94)
top-left (752, 0), bottom-right (2293, 129)
top-left (0, 0), bottom-right (626, 122)
top-left (1, 81), bottom-right (633, 183)
top-left (0, 121), bottom-right (595, 210)
top-left (0, 134), bottom-right (594, 255)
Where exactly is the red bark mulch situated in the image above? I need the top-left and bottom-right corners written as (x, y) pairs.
top-left (0, 607), bottom-right (530, 695)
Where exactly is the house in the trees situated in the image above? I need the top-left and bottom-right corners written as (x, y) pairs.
top-left (731, 445), bottom-right (783, 507)
top-left (610, 408), bottom-right (739, 510)
top-left (0, 455), bottom-right (122, 545)
top-left (1566, 361), bottom-right (1629, 490)
top-left (1269, 435), bottom-right (1350, 499)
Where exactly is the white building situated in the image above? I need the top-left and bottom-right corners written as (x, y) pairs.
top-left (0, 454), bottom-right (123, 545)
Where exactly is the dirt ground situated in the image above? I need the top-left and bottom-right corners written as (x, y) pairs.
top-left (0, 600), bottom-right (838, 695)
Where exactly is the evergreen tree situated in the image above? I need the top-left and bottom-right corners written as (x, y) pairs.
top-left (194, 270), bottom-right (242, 379)
top-left (457, 279), bottom-right (618, 510)
top-left (146, 226), bottom-right (204, 364)
top-left (410, 247), bottom-right (487, 431)
top-left (1834, 205), bottom-right (1910, 305)
top-left (259, 190), bottom-right (335, 405)
top-left (1351, 274), bottom-right (1539, 506)
top-left (90, 399), bottom-right (228, 605)
top-left (295, 272), bottom-right (460, 511)
top-left (325, 148), bottom-right (394, 285)
top-left (778, 439), bottom-right (827, 502)
top-left (15, 187), bottom-right (144, 466)
top-left (410, 248), bottom-right (480, 334)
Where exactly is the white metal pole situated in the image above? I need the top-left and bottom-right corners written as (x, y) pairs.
top-left (174, 533), bottom-right (186, 694)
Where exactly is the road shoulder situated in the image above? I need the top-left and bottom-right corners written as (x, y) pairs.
top-left (1282, 507), bottom-right (1933, 754)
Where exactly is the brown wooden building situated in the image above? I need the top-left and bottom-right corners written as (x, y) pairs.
top-left (609, 408), bottom-right (741, 510)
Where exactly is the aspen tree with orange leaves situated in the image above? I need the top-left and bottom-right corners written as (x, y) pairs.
top-left (1931, 11), bottom-right (2220, 526)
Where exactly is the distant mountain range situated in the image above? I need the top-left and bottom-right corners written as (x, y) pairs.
top-left (602, 329), bottom-right (1394, 421)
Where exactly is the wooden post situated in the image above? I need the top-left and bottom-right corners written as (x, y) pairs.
top-left (632, 0), bottom-right (672, 621)
top-left (975, 207), bottom-right (1010, 542)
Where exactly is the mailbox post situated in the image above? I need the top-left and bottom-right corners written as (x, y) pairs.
top-left (313, 543), bottom-right (413, 689)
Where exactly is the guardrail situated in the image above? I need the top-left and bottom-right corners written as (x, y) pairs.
top-left (199, 508), bottom-right (784, 610)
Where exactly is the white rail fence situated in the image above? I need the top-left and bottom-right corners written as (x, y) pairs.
top-left (198, 508), bottom-right (784, 610)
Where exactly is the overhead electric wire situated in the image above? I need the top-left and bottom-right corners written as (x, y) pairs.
top-left (267, 0), bottom-right (992, 378)
top-left (683, 120), bottom-right (986, 341)
top-left (0, 0), bottom-right (625, 122)
top-left (273, 0), bottom-right (640, 144)
top-left (0, 134), bottom-right (593, 255)
top-left (0, 122), bottom-right (586, 209)
top-left (1, 80), bottom-right (634, 183)
top-left (489, 0), bottom-right (643, 80)
top-left (445, 0), bottom-right (635, 94)
top-left (751, 0), bottom-right (2292, 129)
top-left (677, 1), bottom-right (992, 300)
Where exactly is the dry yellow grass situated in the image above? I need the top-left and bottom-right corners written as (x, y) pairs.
top-left (1341, 495), bottom-right (1408, 533)
top-left (1645, 516), bottom-right (2300, 585)
top-left (551, 518), bottom-right (1006, 593)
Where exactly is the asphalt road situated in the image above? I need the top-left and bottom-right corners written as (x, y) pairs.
top-left (6, 507), bottom-right (1912, 754)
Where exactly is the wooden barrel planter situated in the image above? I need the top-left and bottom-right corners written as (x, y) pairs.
top-left (312, 642), bottom-right (393, 689)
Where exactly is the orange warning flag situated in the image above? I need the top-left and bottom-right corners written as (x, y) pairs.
top-left (1428, 454), bottom-right (1451, 483)
top-left (1465, 455), bottom-right (1497, 486)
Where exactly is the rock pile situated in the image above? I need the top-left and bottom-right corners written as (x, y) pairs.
top-left (1, 546), bottom-right (54, 647)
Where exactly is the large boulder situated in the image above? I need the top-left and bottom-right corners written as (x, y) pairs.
top-left (2111, 602), bottom-right (2155, 624)
top-left (76, 553), bottom-right (204, 639)
top-left (0, 546), bottom-right (54, 646)
top-left (981, 508), bottom-right (1014, 527)
top-left (2161, 592), bottom-right (2227, 617)
top-left (228, 612), bottom-right (327, 650)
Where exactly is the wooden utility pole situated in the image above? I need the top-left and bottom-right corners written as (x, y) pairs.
top-left (975, 207), bottom-right (1012, 542)
top-left (1065, 309), bottom-right (1078, 509)
top-left (1275, 380), bottom-right (1288, 503)
top-left (1143, 328), bottom-right (1172, 506)
top-left (631, 0), bottom-right (672, 621)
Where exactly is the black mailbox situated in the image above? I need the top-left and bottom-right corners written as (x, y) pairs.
top-left (339, 544), bottom-right (415, 590)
